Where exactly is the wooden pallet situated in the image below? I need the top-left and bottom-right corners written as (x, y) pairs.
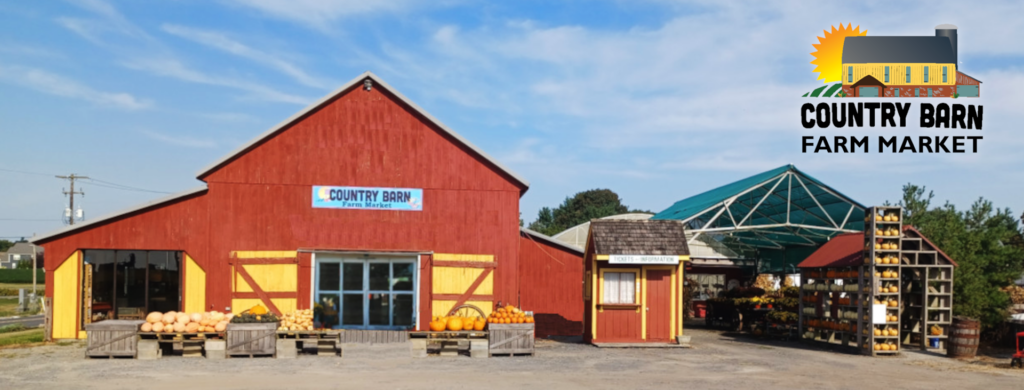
top-left (276, 331), bottom-right (342, 356)
top-left (139, 332), bottom-right (224, 341)
top-left (409, 331), bottom-right (488, 358)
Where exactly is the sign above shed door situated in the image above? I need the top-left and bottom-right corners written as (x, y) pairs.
top-left (312, 186), bottom-right (423, 211)
top-left (609, 255), bottom-right (679, 264)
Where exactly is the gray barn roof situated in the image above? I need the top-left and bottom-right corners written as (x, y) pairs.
top-left (589, 219), bottom-right (690, 256)
top-left (842, 36), bottom-right (955, 64)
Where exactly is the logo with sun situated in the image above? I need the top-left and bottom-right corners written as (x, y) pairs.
top-left (803, 24), bottom-right (867, 97)
top-left (811, 24), bottom-right (868, 84)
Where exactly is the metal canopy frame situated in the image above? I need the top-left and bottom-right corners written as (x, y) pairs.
top-left (654, 167), bottom-right (865, 256)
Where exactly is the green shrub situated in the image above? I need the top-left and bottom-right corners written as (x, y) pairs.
top-left (0, 269), bottom-right (45, 284)
top-left (0, 324), bottom-right (26, 334)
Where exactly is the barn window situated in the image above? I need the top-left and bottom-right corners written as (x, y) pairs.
top-left (924, 66), bottom-right (929, 83)
top-left (906, 66), bottom-right (911, 83)
top-left (693, 274), bottom-right (725, 301)
top-left (315, 255), bottom-right (417, 329)
top-left (81, 250), bottom-right (181, 327)
top-left (884, 66), bottom-right (890, 83)
top-left (602, 272), bottom-right (636, 304)
top-left (847, 66), bottom-right (853, 83)
top-left (943, 66), bottom-right (948, 83)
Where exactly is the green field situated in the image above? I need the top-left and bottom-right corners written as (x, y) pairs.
top-left (0, 297), bottom-right (41, 317)
top-left (0, 328), bottom-right (44, 347)
top-left (0, 283), bottom-right (39, 292)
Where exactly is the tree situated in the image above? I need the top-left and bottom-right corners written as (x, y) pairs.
top-left (17, 259), bottom-right (32, 269)
top-left (527, 207), bottom-right (557, 235)
top-left (528, 189), bottom-right (639, 236)
top-left (898, 184), bottom-right (1024, 330)
top-left (0, 239), bottom-right (14, 253)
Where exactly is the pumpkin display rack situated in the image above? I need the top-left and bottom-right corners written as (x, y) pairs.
top-left (798, 206), bottom-right (904, 357)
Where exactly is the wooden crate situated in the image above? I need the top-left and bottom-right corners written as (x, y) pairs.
top-left (85, 320), bottom-right (145, 358)
top-left (226, 323), bottom-right (278, 357)
top-left (488, 323), bottom-right (535, 356)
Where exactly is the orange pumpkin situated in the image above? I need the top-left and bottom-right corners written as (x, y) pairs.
top-left (525, 317), bottom-right (534, 323)
top-left (473, 318), bottom-right (486, 331)
top-left (429, 319), bottom-right (446, 332)
top-left (463, 318), bottom-right (475, 330)
top-left (447, 317), bottom-right (464, 331)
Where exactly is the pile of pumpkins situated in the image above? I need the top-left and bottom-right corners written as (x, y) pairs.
top-left (873, 255), bottom-right (901, 265)
top-left (872, 298), bottom-right (899, 308)
top-left (871, 342), bottom-right (899, 351)
top-left (875, 269), bottom-right (899, 279)
top-left (278, 309), bottom-right (314, 331)
top-left (428, 316), bottom-right (487, 332)
top-left (877, 283), bottom-right (899, 293)
top-left (874, 227), bottom-right (901, 237)
top-left (487, 305), bottom-right (535, 324)
top-left (873, 241), bottom-right (899, 250)
top-left (873, 326), bottom-right (899, 337)
top-left (874, 213), bottom-right (900, 222)
top-left (141, 311), bottom-right (232, 333)
top-left (930, 324), bottom-right (944, 336)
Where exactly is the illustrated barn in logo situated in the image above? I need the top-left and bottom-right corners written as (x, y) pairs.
top-left (806, 24), bottom-right (981, 98)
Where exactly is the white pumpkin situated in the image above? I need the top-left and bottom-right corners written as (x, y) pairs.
top-left (141, 322), bottom-right (153, 332)
top-left (190, 313), bottom-right (203, 323)
top-left (176, 313), bottom-right (190, 324)
top-left (152, 322), bottom-right (165, 332)
top-left (146, 312), bottom-right (163, 324)
top-left (173, 322), bottom-right (186, 332)
top-left (214, 321), bottom-right (228, 332)
top-left (162, 312), bottom-right (176, 324)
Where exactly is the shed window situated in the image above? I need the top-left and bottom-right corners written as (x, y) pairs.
top-left (906, 66), bottom-right (911, 83)
top-left (924, 66), bottom-right (929, 83)
top-left (884, 66), bottom-right (890, 83)
top-left (315, 256), bottom-right (417, 330)
top-left (943, 66), bottom-right (948, 83)
top-left (81, 250), bottom-right (181, 327)
top-left (602, 272), bottom-right (636, 304)
top-left (847, 66), bottom-right (853, 83)
top-left (693, 274), bottom-right (725, 301)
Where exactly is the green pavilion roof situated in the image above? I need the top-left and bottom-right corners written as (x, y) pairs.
top-left (652, 164), bottom-right (865, 273)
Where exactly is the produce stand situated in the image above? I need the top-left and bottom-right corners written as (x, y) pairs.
top-left (277, 331), bottom-right (342, 357)
top-left (409, 330), bottom-right (489, 358)
top-left (488, 323), bottom-right (535, 357)
top-left (85, 320), bottom-right (146, 358)
top-left (138, 331), bottom-right (224, 358)
top-left (226, 322), bottom-right (279, 358)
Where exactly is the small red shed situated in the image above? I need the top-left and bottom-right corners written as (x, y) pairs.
top-left (583, 220), bottom-right (690, 345)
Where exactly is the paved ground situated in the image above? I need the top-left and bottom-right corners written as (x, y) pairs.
top-left (1, 326), bottom-right (1022, 390)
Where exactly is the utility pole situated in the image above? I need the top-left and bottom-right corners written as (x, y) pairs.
top-left (56, 174), bottom-right (88, 225)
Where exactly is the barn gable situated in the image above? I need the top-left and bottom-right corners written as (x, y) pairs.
top-left (197, 72), bottom-right (529, 194)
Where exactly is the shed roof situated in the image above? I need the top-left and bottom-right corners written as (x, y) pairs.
top-left (842, 36), bottom-right (956, 64)
top-left (797, 226), bottom-right (958, 268)
top-left (521, 227), bottom-right (584, 255)
top-left (589, 219), bottom-right (690, 256)
top-left (194, 71), bottom-right (530, 193)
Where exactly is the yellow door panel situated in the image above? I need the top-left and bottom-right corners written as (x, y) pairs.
top-left (236, 264), bottom-right (297, 292)
top-left (433, 253), bottom-right (494, 262)
top-left (233, 251), bottom-right (298, 259)
top-left (53, 251), bottom-right (80, 339)
top-left (431, 268), bottom-right (493, 295)
top-left (184, 254), bottom-right (206, 313)
top-left (431, 300), bottom-right (493, 318)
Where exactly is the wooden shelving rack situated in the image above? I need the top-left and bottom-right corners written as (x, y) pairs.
top-left (858, 206), bottom-right (903, 356)
top-left (899, 230), bottom-right (955, 351)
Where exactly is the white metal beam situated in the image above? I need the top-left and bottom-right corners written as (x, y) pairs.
top-left (795, 175), bottom-right (839, 229)
top-left (840, 204), bottom-right (855, 229)
top-left (737, 175), bottom-right (787, 227)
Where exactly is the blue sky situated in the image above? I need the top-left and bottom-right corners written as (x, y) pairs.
top-left (2, 0), bottom-right (1023, 240)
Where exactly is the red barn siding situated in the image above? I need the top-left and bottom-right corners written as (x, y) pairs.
top-left (518, 232), bottom-right (584, 337)
top-left (38, 74), bottom-right (524, 335)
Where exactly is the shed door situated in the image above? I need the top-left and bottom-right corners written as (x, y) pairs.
top-left (859, 87), bottom-right (879, 97)
top-left (646, 270), bottom-right (672, 342)
top-left (957, 85), bottom-right (978, 97)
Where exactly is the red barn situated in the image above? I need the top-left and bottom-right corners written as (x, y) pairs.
top-left (519, 228), bottom-right (585, 337)
top-left (34, 72), bottom-right (583, 340)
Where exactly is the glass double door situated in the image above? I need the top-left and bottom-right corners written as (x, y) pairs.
top-left (316, 256), bottom-right (416, 330)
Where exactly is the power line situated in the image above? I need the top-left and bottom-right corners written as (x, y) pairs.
top-left (0, 168), bottom-right (55, 177)
top-left (83, 178), bottom-right (172, 194)
top-left (0, 218), bottom-right (61, 221)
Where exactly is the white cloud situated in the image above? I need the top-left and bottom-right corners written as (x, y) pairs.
top-left (123, 58), bottom-right (313, 105)
top-left (140, 129), bottom-right (218, 148)
top-left (0, 63), bottom-right (150, 109)
top-left (161, 24), bottom-right (333, 89)
top-left (225, 0), bottom-right (421, 32)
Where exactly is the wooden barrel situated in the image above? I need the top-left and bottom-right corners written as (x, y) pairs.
top-left (947, 316), bottom-right (980, 358)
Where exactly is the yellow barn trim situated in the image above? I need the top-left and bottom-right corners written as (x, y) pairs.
top-left (184, 254), bottom-right (206, 313)
top-left (432, 253), bottom-right (494, 262)
top-left (52, 250), bottom-right (80, 339)
top-left (233, 250), bottom-right (298, 259)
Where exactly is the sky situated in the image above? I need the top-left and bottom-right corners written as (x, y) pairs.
top-left (1, 0), bottom-right (1023, 240)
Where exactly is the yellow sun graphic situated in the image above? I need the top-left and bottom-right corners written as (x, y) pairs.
top-left (810, 24), bottom-right (867, 83)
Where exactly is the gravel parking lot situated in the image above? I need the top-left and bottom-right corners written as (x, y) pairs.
top-left (1, 326), bottom-right (1022, 390)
